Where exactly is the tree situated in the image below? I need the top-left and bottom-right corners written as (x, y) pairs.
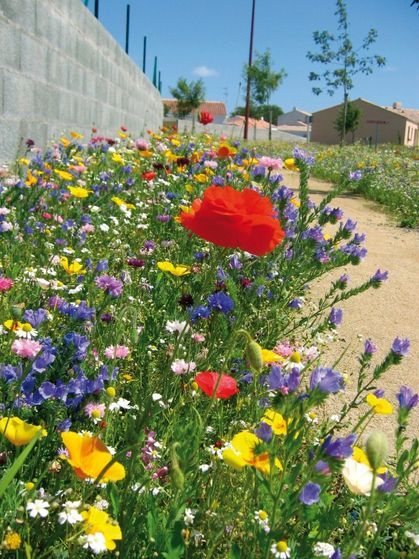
top-left (244, 50), bottom-right (287, 139)
top-left (334, 102), bottom-right (361, 143)
top-left (307, 0), bottom-right (385, 144)
top-left (231, 104), bottom-right (283, 123)
top-left (169, 78), bottom-right (205, 131)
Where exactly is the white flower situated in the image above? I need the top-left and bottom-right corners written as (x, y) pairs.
top-left (270, 541), bottom-right (290, 558)
top-left (171, 359), bottom-right (196, 375)
top-left (68, 284), bottom-right (84, 295)
top-left (15, 327), bottom-right (38, 339)
top-left (58, 500), bottom-right (83, 525)
top-left (152, 393), bottom-right (162, 401)
top-left (342, 458), bottom-right (384, 495)
top-left (94, 498), bottom-right (109, 511)
top-left (109, 398), bottom-right (134, 412)
top-left (313, 542), bottom-right (336, 557)
top-left (405, 531), bottom-right (419, 546)
top-left (254, 510), bottom-right (270, 533)
top-left (184, 508), bottom-right (196, 526)
top-left (165, 320), bottom-right (190, 335)
top-left (198, 464), bottom-right (211, 473)
top-left (79, 532), bottom-right (107, 554)
top-left (99, 223), bottom-right (110, 232)
top-left (27, 499), bottom-right (50, 518)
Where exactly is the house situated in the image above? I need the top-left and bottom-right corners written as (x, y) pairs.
top-left (311, 98), bottom-right (419, 146)
top-left (276, 107), bottom-right (312, 139)
top-left (162, 99), bottom-right (227, 124)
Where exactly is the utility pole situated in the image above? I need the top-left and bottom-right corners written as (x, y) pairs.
top-left (153, 56), bottom-right (158, 87)
top-left (125, 4), bottom-right (130, 54)
top-left (94, 0), bottom-right (99, 18)
top-left (244, 0), bottom-right (256, 140)
top-left (142, 36), bottom-right (147, 73)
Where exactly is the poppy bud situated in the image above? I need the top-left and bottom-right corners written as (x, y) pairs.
top-left (170, 443), bottom-right (184, 491)
top-left (11, 305), bottom-right (24, 320)
top-left (246, 341), bottom-right (264, 374)
top-left (366, 431), bottom-right (388, 472)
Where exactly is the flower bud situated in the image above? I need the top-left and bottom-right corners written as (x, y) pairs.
top-left (106, 386), bottom-right (116, 398)
top-left (366, 430), bottom-right (388, 471)
top-left (246, 341), bottom-right (264, 374)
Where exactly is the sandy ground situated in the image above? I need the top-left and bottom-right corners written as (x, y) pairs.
top-left (282, 170), bottom-right (419, 440)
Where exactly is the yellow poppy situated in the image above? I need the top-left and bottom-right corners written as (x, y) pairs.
top-left (261, 349), bottom-right (283, 364)
top-left (222, 431), bottom-right (281, 474)
top-left (70, 131), bottom-right (83, 139)
top-left (55, 169), bottom-right (74, 181)
top-left (284, 158), bottom-right (299, 172)
top-left (157, 261), bottom-right (191, 277)
top-left (112, 153), bottom-right (124, 164)
top-left (262, 409), bottom-right (287, 435)
top-left (111, 196), bottom-right (135, 209)
top-left (61, 432), bottom-right (125, 482)
top-left (0, 417), bottom-right (47, 446)
top-left (3, 320), bottom-right (23, 332)
top-left (81, 506), bottom-right (122, 550)
top-left (366, 394), bottom-right (393, 415)
top-left (60, 137), bottom-right (71, 147)
top-left (67, 186), bottom-right (92, 199)
top-left (60, 256), bottom-right (87, 275)
top-left (195, 173), bottom-right (208, 183)
top-left (25, 171), bottom-right (37, 186)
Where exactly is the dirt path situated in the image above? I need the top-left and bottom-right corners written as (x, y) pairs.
top-left (283, 170), bottom-right (419, 438)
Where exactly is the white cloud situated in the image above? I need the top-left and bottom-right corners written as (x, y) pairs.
top-left (193, 65), bottom-right (219, 78)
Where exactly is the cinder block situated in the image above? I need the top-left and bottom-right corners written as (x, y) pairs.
top-left (3, 70), bottom-right (34, 117)
top-left (20, 33), bottom-right (48, 81)
top-left (47, 50), bottom-right (68, 90)
top-left (0, 71), bottom-right (4, 114)
top-left (0, 117), bottom-right (23, 163)
top-left (35, 0), bottom-right (62, 49)
top-left (0, 20), bottom-right (21, 70)
top-left (33, 82), bottom-right (59, 120)
top-left (0, 0), bottom-right (36, 33)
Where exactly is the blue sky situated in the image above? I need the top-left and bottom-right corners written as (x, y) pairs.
top-left (85, 0), bottom-right (419, 115)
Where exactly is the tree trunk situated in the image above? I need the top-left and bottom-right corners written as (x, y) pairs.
top-left (269, 107), bottom-right (272, 141)
top-left (341, 91), bottom-right (348, 147)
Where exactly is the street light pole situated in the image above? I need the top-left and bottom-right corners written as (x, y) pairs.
top-left (244, 0), bottom-right (256, 141)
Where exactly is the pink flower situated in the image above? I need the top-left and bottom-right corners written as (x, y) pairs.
top-left (258, 156), bottom-right (283, 170)
top-left (12, 339), bottom-right (42, 359)
top-left (192, 333), bottom-right (205, 343)
top-left (171, 359), bottom-right (196, 375)
top-left (104, 345), bottom-right (130, 359)
top-left (84, 402), bottom-right (106, 420)
top-left (0, 277), bottom-right (14, 292)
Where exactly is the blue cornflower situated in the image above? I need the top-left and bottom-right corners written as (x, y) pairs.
top-left (391, 337), bottom-right (410, 357)
top-left (310, 367), bottom-right (343, 393)
top-left (190, 305), bottom-right (211, 322)
top-left (299, 482), bottom-right (320, 505)
top-left (322, 434), bottom-right (356, 459)
top-left (208, 292), bottom-right (234, 314)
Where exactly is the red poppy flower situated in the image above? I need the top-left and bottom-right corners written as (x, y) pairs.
top-left (142, 171), bottom-right (157, 181)
top-left (120, 125), bottom-right (128, 132)
top-left (195, 371), bottom-right (239, 399)
top-left (217, 145), bottom-right (231, 159)
top-left (199, 111), bottom-right (214, 125)
top-left (180, 185), bottom-right (285, 256)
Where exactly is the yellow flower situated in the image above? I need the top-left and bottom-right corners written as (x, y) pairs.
top-left (25, 171), bottom-right (37, 186)
top-left (352, 446), bottom-right (387, 474)
top-left (70, 131), bottom-right (83, 139)
top-left (3, 320), bottom-right (23, 332)
top-left (157, 261), bottom-right (191, 277)
top-left (60, 137), bottom-right (71, 147)
top-left (67, 186), bottom-right (92, 198)
top-left (60, 256), bottom-right (87, 275)
top-left (284, 158), bottom-right (299, 171)
top-left (171, 138), bottom-right (181, 147)
top-left (55, 169), bottom-right (74, 181)
top-left (111, 196), bottom-right (135, 209)
top-left (19, 158), bottom-right (30, 166)
top-left (0, 417), bottom-right (47, 446)
top-left (112, 153), bottom-right (124, 164)
top-left (261, 349), bottom-right (283, 364)
top-left (290, 197), bottom-right (300, 208)
top-left (184, 184), bottom-right (194, 193)
top-left (2, 531), bottom-right (22, 550)
top-left (262, 409), bottom-right (287, 435)
top-left (195, 173), bottom-right (208, 183)
top-left (366, 394), bottom-right (393, 415)
top-left (222, 431), bottom-right (281, 474)
top-left (138, 150), bottom-right (153, 158)
top-left (118, 132), bottom-right (127, 139)
top-left (81, 506), bottom-right (122, 551)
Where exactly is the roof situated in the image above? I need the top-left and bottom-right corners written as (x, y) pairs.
top-left (282, 108), bottom-right (312, 116)
top-left (313, 97), bottom-right (419, 124)
top-left (224, 115), bottom-right (272, 129)
top-left (163, 99), bottom-right (227, 117)
top-left (383, 106), bottom-right (419, 124)
top-left (277, 122), bottom-right (309, 132)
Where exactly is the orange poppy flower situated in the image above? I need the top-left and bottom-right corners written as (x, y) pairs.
top-left (61, 432), bottom-right (125, 482)
top-left (179, 185), bottom-right (284, 256)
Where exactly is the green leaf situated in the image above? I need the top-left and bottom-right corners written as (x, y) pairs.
top-left (228, 543), bottom-right (242, 559)
top-left (0, 431), bottom-right (41, 498)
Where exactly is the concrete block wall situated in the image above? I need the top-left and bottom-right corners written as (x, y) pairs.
top-left (0, 0), bottom-right (163, 163)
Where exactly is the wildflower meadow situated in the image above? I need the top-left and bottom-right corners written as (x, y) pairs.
top-left (0, 130), bottom-right (417, 558)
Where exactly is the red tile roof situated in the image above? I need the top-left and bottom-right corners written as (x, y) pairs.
top-left (225, 115), bottom-right (271, 129)
top-left (163, 99), bottom-right (227, 117)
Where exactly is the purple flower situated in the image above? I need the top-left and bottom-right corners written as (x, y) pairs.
top-left (397, 386), bottom-right (418, 410)
top-left (254, 422), bottom-right (273, 443)
top-left (364, 339), bottom-right (378, 355)
top-left (374, 389), bottom-right (385, 398)
top-left (127, 258), bottom-right (145, 268)
top-left (322, 434), bottom-right (356, 459)
top-left (331, 549), bottom-right (342, 559)
top-left (314, 460), bottom-right (331, 475)
top-left (391, 337), bottom-right (410, 357)
top-left (377, 472), bottom-right (398, 493)
top-left (208, 292), bottom-right (234, 314)
top-left (371, 269), bottom-right (388, 284)
top-left (95, 274), bottom-right (123, 297)
top-left (229, 254), bottom-right (242, 270)
top-left (310, 367), bottom-right (343, 393)
top-left (95, 259), bottom-right (108, 272)
top-left (23, 308), bottom-right (48, 328)
top-left (289, 298), bottom-right (304, 309)
top-left (190, 305), bottom-right (211, 322)
top-left (344, 218), bottom-right (357, 232)
top-left (349, 170), bottom-right (362, 181)
top-left (267, 366), bottom-right (300, 393)
top-left (299, 482), bottom-right (320, 505)
top-left (329, 307), bottom-right (343, 326)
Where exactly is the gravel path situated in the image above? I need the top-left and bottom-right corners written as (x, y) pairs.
top-left (283, 170), bottom-right (419, 439)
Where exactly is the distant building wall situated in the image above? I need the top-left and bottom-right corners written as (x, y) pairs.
top-left (277, 108), bottom-right (311, 126)
top-left (311, 99), bottom-right (412, 145)
top-left (0, 0), bottom-right (163, 163)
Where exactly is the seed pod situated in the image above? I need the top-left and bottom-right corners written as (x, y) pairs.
top-left (366, 430), bottom-right (388, 471)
